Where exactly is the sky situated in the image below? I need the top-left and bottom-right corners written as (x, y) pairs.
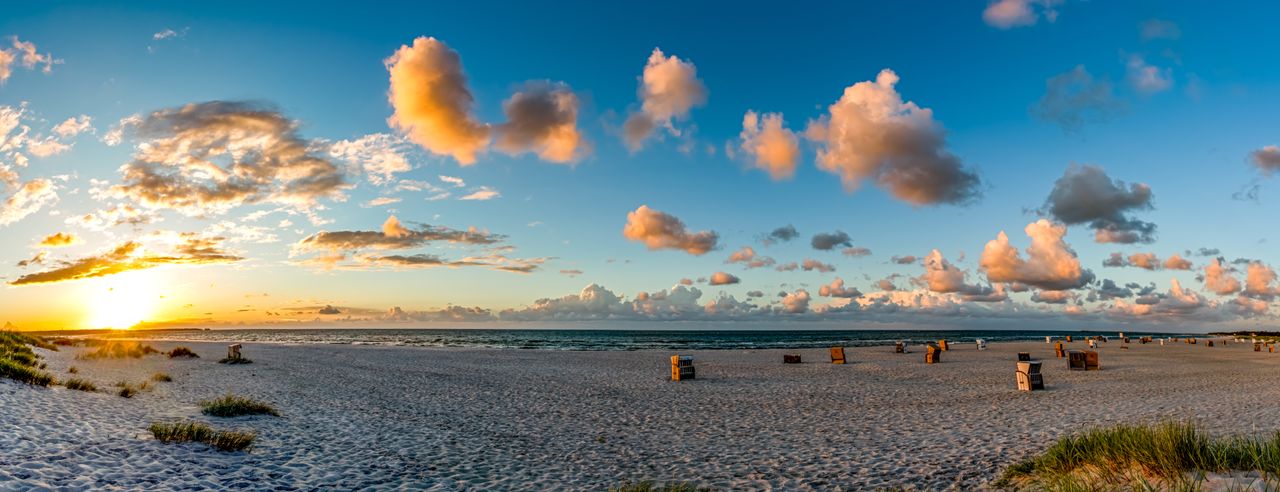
top-left (2, 0), bottom-right (1279, 332)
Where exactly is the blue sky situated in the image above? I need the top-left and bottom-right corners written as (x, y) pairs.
top-left (1, 1), bottom-right (1279, 331)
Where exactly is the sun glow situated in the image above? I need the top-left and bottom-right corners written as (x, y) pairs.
top-left (84, 271), bottom-right (161, 329)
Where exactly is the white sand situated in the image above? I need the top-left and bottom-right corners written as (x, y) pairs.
top-left (5, 338), bottom-right (1280, 490)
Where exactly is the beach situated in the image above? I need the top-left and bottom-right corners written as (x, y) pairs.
top-left (4, 338), bottom-right (1280, 490)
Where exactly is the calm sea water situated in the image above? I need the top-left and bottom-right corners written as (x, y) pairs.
top-left (97, 328), bottom-right (1201, 351)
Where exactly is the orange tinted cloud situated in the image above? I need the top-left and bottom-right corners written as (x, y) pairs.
top-left (10, 235), bottom-right (241, 285)
top-left (385, 37), bottom-right (490, 165)
top-left (622, 205), bottom-right (718, 255)
top-left (980, 220), bottom-right (1092, 290)
top-left (623, 48), bottom-right (707, 150)
top-left (738, 111), bottom-right (799, 180)
top-left (38, 231), bottom-right (80, 247)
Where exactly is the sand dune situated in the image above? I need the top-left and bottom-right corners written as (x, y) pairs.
top-left (4, 338), bottom-right (1280, 490)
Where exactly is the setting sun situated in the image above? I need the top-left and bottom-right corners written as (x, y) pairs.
top-left (83, 271), bottom-right (160, 329)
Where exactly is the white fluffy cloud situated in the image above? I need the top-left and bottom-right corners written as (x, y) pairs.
top-left (737, 110), bottom-right (799, 180)
top-left (0, 178), bottom-right (56, 226)
top-left (329, 133), bottom-right (412, 186)
top-left (107, 101), bottom-right (348, 216)
top-left (623, 48), bottom-right (707, 151)
top-left (1202, 258), bottom-right (1241, 296)
top-left (780, 289), bottom-right (811, 313)
top-left (805, 69), bottom-right (981, 206)
top-left (708, 271), bottom-right (740, 286)
top-left (818, 277), bottom-right (862, 298)
top-left (980, 219), bottom-right (1093, 290)
top-left (622, 205), bottom-right (718, 255)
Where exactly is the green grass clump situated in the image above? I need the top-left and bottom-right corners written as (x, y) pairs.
top-left (148, 421), bottom-right (256, 452)
top-left (167, 347), bottom-right (199, 358)
top-left (78, 340), bottom-right (160, 360)
top-left (151, 372), bottom-right (172, 382)
top-left (998, 420), bottom-right (1280, 490)
top-left (609, 481), bottom-right (709, 492)
top-left (0, 331), bottom-right (55, 386)
top-left (64, 378), bottom-right (98, 392)
top-left (200, 394), bottom-right (280, 417)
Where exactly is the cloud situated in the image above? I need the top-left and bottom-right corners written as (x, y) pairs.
top-left (763, 224), bottom-right (798, 245)
top-left (1126, 55), bottom-right (1173, 95)
top-left (709, 271), bottom-right (740, 286)
top-left (318, 305), bottom-right (341, 315)
top-left (805, 69), bottom-right (981, 206)
top-left (38, 232), bottom-right (80, 247)
top-left (1, 179), bottom-right (56, 227)
top-left (737, 110), bottom-right (799, 180)
top-left (107, 101), bottom-right (348, 216)
top-left (0, 37), bottom-right (59, 83)
top-left (983, 0), bottom-right (1061, 29)
top-left (1032, 66), bottom-right (1125, 133)
top-left (980, 219), bottom-right (1094, 290)
top-left (818, 277), bottom-right (862, 298)
top-left (459, 186), bottom-right (500, 201)
top-left (1042, 164), bottom-right (1156, 244)
top-left (1243, 262), bottom-right (1280, 301)
top-left (1094, 279), bottom-right (1133, 300)
top-left (1128, 252), bottom-right (1160, 270)
top-left (297, 215), bottom-right (501, 252)
top-left (439, 175), bottom-right (465, 187)
top-left (622, 205), bottom-right (718, 255)
top-left (623, 48), bottom-right (707, 151)
top-left (383, 305), bottom-right (494, 323)
top-left (780, 289), bottom-right (811, 313)
top-left (11, 234), bottom-right (241, 285)
top-left (16, 251), bottom-right (46, 267)
top-left (1031, 290), bottom-right (1073, 304)
top-left (363, 196), bottom-right (401, 207)
top-left (1107, 279), bottom-right (1210, 319)
top-left (1202, 258), bottom-right (1241, 296)
top-left (493, 82), bottom-right (587, 163)
top-left (919, 249), bottom-right (969, 293)
top-left (842, 247), bottom-right (872, 258)
top-left (801, 259), bottom-right (836, 273)
top-left (68, 202), bottom-right (158, 231)
top-left (1163, 254), bottom-right (1192, 271)
top-left (329, 133), bottom-right (412, 186)
top-left (559, 269), bottom-right (583, 277)
top-left (52, 115), bottom-right (92, 138)
top-left (1250, 146), bottom-right (1280, 175)
top-left (876, 278), bottom-right (898, 291)
top-left (385, 37), bottom-right (490, 165)
top-left (726, 246), bottom-right (775, 269)
top-left (152, 28), bottom-right (188, 41)
top-left (775, 262), bottom-right (798, 272)
top-left (1140, 19), bottom-right (1181, 41)
top-left (891, 255), bottom-right (918, 265)
top-left (811, 230), bottom-right (852, 250)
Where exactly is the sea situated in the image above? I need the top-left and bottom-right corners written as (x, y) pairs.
top-left (92, 328), bottom-right (1203, 351)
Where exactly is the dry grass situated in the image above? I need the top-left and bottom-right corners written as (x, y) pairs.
top-left (0, 331), bottom-right (55, 386)
top-left (78, 340), bottom-right (160, 360)
top-left (609, 481), bottom-right (710, 492)
top-left (149, 421), bottom-right (256, 452)
top-left (151, 372), bottom-right (173, 382)
top-left (167, 347), bottom-right (199, 358)
top-left (63, 378), bottom-right (98, 392)
top-left (998, 420), bottom-right (1280, 490)
top-left (200, 394), bottom-right (280, 417)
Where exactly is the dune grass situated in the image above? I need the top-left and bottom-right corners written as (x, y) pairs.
top-left (63, 378), bottom-right (98, 392)
top-left (167, 347), bottom-right (199, 358)
top-left (997, 420), bottom-right (1280, 490)
top-left (609, 481), bottom-right (709, 492)
top-left (149, 421), bottom-right (256, 452)
top-left (0, 331), bottom-right (55, 386)
top-left (78, 340), bottom-right (160, 360)
top-left (151, 372), bottom-right (172, 382)
top-left (67, 366), bottom-right (78, 374)
top-left (200, 394), bottom-right (280, 417)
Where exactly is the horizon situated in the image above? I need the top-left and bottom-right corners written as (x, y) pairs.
top-left (4, 1), bottom-right (1280, 333)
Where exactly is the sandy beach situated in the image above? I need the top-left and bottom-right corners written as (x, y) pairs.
top-left (5, 338), bottom-right (1280, 490)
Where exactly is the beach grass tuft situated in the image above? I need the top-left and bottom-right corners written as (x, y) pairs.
top-left (609, 481), bottom-right (710, 492)
top-left (151, 372), bottom-right (173, 382)
top-left (64, 378), bottom-right (98, 392)
top-left (67, 366), bottom-right (78, 374)
top-left (0, 331), bottom-right (56, 386)
top-left (78, 340), bottom-right (160, 360)
top-left (998, 420), bottom-right (1280, 490)
top-left (167, 347), bottom-right (199, 358)
top-left (148, 421), bottom-right (256, 452)
top-left (200, 394), bottom-right (280, 417)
